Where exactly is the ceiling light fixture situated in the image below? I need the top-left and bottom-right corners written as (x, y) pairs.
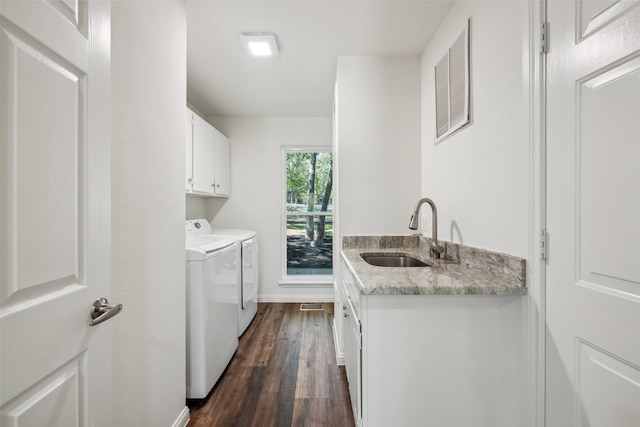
top-left (239, 32), bottom-right (280, 58)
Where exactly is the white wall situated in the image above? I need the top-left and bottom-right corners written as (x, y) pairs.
top-left (186, 194), bottom-right (206, 219)
top-left (204, 117), bottom-right (334, 302)
top-left (111, 2), bottom-right (188, 425)
top-left (335, 56), bottom-right (422, 239)
top-left (420, 1), bottom-right (531, 257)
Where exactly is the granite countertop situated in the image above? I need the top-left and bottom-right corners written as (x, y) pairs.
top-left (341, 235), bottom-right (528, 296)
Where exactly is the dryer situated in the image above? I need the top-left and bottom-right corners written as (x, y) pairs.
top-left (208, 228), bottom-right (258, 336)
top-left (189, 219), bottom-right (258, 336)
top-left (185, 223), bottom-right (238, 400)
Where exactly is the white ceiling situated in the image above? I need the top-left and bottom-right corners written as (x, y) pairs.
top-left (186, 1), bottom-right (455, 117)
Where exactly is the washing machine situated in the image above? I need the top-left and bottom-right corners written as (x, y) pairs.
top-left (185, 222), bottom-right (239, 400)
top-left (189, 219), bottom-right (259, 336)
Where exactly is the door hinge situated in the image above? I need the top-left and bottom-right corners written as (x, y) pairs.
top-left (540, 23), bottom-right (549, 54)
top-left (539, 229), bottom-right (548, 261)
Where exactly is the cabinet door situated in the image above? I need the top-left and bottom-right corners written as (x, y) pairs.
top-left (191, 113), bottom-right (215, 195)
top-left (334, 280), bottom-right (346, 363)
top-left (185, 108), bottom-right (194, 191)
top-left (213, 128), bottom-right (230, 196)
top-left (345, 296), bottom-right (362, 425)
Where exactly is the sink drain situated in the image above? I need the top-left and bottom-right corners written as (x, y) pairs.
top-left (300, 303), bottom-right (324, 311)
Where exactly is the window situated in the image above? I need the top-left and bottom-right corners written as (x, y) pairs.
top-left (282, 148), bottom-right (333, 280)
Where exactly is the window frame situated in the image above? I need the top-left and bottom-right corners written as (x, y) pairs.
top-left (279, 146), bottom-right (333, 286)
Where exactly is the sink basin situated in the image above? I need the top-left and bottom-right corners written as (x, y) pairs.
top-left (360, 253), bottom-right (431, 268)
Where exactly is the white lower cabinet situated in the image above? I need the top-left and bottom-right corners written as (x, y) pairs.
top-left (344, 295), bottom-right (361, 426)
top-left (339, 258), bottom-right (523, 427)
top-left (186, 107), bottom-right (230, 197)
top-left (333, 278), bottom-right (346, 363)
top-left (341, 260), bottom-right (362, 426)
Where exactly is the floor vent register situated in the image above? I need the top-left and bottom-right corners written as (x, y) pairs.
top-left (300, 303), bottom-right (324, 311)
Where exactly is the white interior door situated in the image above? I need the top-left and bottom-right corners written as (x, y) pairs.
top-left (546, 1), bottom-right (640, 426)
top-left (0, 0), bottom-right (113, 425)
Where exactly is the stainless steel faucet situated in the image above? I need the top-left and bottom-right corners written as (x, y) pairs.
top-left (409, 198), bottom-right (444, 259)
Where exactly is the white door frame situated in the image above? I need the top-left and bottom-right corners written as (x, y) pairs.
top-left (528, 0), bottom-right (548, 426)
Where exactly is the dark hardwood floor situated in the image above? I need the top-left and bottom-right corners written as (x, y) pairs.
top-left (188, 303), bottom-right (355, 427)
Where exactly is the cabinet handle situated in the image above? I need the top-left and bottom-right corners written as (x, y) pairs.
top-left (343, 305), bottom-right (347, 311)
top-left (344, 312), bottom-right (349, 318)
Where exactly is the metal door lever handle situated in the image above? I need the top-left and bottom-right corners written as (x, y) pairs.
top-left (90, 298), bottom-right (123, 326)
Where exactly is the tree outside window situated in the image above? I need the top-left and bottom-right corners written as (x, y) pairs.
top-left (284, 150), bottom-right (333, 276)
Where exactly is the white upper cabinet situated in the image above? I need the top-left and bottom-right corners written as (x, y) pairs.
top-left (186, 107), bottom-right (230, 197)
top-left (191, 112), bottom-right (216, 194)
top-left (186, 108), bottom-right (194, 190)
top-left (213, 128), bottom-right (230, 196)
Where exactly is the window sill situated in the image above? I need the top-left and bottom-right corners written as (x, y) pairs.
top-left (279, 278), bottom-right (333, 288)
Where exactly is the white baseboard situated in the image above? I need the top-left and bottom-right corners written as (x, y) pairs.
top-left (258, 294), bottom-right (334, 303)
top-left (278, 280), bottom-right (333, 287)
top-left (172, 406), bottom-right (190, 427)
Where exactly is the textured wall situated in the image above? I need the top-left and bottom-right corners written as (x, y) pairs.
top-left (111, 1), bottom-right (188, 425)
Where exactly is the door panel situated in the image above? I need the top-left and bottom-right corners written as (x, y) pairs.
top-left (2, 23), bottom-right (85, 301)
top-left (47, 0), bottom-right (86, 32)
top-left (578, 0), bottom-right (640, 40)
top-left (546, 1), bottom-right (640, 425)
top-left (576, 340), bottom-right (640, 427)
top-left (578, 55), bottom-right (640, 295)
top-left (1, 355), bottom-right (86, 426)
top-left (0, 0), bottom-right (111, 425)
